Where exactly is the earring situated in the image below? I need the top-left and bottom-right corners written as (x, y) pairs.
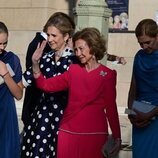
top-left (92, 55), bottom-right (95, 60)
top-left (64, 40), bottom-right (68, 46)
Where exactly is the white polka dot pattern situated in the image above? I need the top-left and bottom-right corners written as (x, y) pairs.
top-left (21, 47), bottom-right (78, 157)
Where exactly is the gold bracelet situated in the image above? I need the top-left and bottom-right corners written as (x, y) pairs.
top-left (1, 71), bottom-right (9, 78)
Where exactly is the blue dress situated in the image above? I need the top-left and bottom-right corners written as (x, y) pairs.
top-left (0, 51), bottom-right (22, 158)
top-left (21, 47), bottom-right (78, 158)
top-left (132, 49), bottom-right (158, 158)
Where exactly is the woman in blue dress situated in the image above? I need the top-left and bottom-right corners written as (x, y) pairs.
top-left (0, 21), bottom-right (23, 158)
top-left (128, 19), bottom-right (158, 158)
top-left (21, 12), bottom-right (79, 158)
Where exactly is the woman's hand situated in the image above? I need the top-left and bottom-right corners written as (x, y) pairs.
top-left (116, 56), bottom-right (127, 65)
top-left (128, 107), bottom-right (158, 128)
top-left (32, 40), bottom-right (47, 77)
top-left (32, 40), bottom-right (47, 64)
top-left (0, 61), bottom-right (23, 99)
top-left (0, 61), bottom-right (8, 76)
top-left (109, 138), bottom-right (121, 157)
top-left (128, 114), bottom-right (151, 128)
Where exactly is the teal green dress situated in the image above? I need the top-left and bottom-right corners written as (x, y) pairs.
top-left (0, 51), bottom-right (22, 158)
top-left (132, 49), bottom-right (158, 158)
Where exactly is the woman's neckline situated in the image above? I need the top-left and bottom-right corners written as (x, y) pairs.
top-left (85, 63), bottom-right (101, 72)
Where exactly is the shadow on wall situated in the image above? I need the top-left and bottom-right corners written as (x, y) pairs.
top-left (65, 0), bottom-right (78, 17)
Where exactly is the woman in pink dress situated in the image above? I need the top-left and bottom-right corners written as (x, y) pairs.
top-left (32, 27), bottom-right (121, 158)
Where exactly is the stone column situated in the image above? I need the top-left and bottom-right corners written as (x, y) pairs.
top-left (73, 0), bottom-right (112, 65)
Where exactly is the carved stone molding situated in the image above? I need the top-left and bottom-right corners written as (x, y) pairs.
top-left (78, 0), bottom-right (108, 7)
top-left (74, 6), bottom-right (111, 17)
top-left (73, 0), bottom-right (112, 65)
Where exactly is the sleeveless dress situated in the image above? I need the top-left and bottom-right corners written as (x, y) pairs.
top-left (0, 51), bottom-right (22, 158)
top-left (132, 49), bottom-right (158, 158)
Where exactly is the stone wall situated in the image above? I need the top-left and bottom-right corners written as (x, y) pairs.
top-left (0, 0), bottom-right (77, 70)
top-left (1, 0), bottom-right (158, 109)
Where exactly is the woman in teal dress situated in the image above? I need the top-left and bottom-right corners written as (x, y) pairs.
top-left (128, 19), bottom-right (158, 158)
top-left (0, 21), bottom-right (23, 158)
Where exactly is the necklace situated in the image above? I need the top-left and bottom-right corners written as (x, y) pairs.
top-left (55, 51), bottom-right (63, 57)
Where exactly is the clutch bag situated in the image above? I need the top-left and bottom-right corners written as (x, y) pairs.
top-left (102, 134), bottom-right (119, 158)
top-left (125, 100), bottom-right (157, 120)
top-left (132, 100), bottom-right (156, 114)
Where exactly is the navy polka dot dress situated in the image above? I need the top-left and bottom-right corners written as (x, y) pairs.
top-left (21, 48), bottom-right (78, 158)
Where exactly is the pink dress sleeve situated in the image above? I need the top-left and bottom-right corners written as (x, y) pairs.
top-left (104, 70), bottom-right (121, 139)
top-left (35, 71), bottom-right (69, 93)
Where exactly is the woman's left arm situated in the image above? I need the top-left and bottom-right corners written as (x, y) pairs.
top-left (105, 70), bottom-right (121, 138)
top-left (0, 61), bottom-right (23, 100)
top-left (105, 70), bottom-right (121, 155)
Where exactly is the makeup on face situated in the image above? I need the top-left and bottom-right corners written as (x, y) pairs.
top-left (74, 39), bottom-right (95, 65)
top-left (47, 26), bottom-right (68, 52)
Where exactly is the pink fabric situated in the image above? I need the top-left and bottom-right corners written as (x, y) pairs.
top-left (57, 131), bottom-right (107, 158)
top-left (36, 64), bottom-right (121, 139)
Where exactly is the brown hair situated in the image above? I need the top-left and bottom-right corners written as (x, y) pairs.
top-left (0, 21), bottom-right (8, 35)
top-left (135, 19), bottom-right (158, 38)
top-left (73, 27), bottom-right (107, 60)
top-left (43, 12), bottom-right (75, 37)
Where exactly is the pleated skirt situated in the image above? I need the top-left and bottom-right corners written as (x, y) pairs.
top-left (57, 130), bottom-right (107, 158)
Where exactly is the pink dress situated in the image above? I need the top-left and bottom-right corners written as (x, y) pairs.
top-left (36, 64), bottom-right (121, 158)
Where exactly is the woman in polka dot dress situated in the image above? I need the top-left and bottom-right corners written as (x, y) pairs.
top-left (21, 12), bottom-right (78, 158)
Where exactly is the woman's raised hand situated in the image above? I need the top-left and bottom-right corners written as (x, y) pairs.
top-left (32, 40), bottom-right (47, 77)
top-left (32, 40), bottom-right (47, 64)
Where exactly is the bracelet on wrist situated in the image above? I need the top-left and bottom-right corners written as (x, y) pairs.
top-left (0, 71), bottom-right (9, 78)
